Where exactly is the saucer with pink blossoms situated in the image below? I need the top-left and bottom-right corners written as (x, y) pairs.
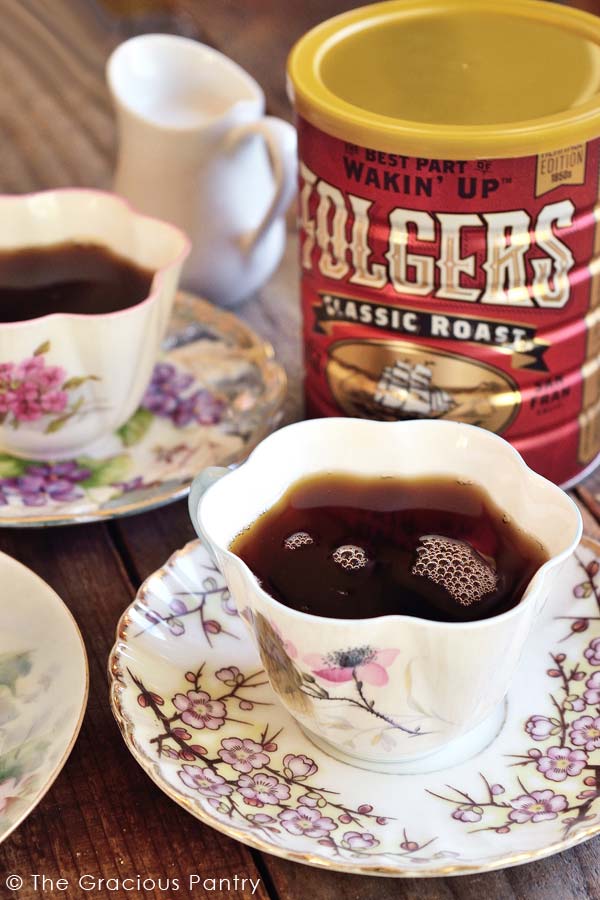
top-left (109, 534), bottom-right (600, 877)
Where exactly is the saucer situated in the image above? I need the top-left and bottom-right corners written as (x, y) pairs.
top-left (0, 292), bottom-right (286, 526)
top-left (110, 535), bottom-right (600, 876)
top-left (0, 552), bottom-right (88, 844)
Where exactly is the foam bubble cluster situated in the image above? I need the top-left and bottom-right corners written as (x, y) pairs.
top-left (283, 531), bottom-right (315, 550)
top-left (412, 535), bottom-right (497, 606)
top-left (332, 544), bottom-right (369, 571)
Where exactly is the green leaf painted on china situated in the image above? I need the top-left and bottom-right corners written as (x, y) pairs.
top-left (117, 407), bottom-right (154, 447)
top-left (0, 651), bottom-right (32, 695)
top-left (0, 736), bottom-right (50, 784)
top-left (62, 374), bottom-right (101, 390)
top-left (0, 455), bottom-right (29, 477)
top-left (78, 453), bottom-right (131, 488)
top-left (45, 414), bottom-right (72, 434)
top-left (33, 340), bottom-right (50, 356)
top-left (62, 376), bottom-right (88, 390)
top-left (45, 397), bottom-right (84, 434)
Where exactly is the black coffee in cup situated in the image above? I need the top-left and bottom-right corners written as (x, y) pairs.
top-left (230, 473), bottom-right (548, 623)
top-left (0, 242), bottom-right (154, 321)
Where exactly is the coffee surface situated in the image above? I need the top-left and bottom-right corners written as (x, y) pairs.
top-left (230, 473), bottom-right (548, 623)
top-left (0, 242), bottom-right (154, 321)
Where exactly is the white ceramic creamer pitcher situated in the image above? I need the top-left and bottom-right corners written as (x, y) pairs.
top-left (107, 34), bottom-right (297, 307)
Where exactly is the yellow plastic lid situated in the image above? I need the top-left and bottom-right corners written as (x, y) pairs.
top-left (287, 0), bottom-right (600, 159)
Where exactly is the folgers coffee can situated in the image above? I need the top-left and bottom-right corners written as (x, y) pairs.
top-left (288, 0), bottom-right (600, 486)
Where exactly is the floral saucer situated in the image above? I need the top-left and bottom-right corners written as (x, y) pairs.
top-left (0, 293), bottom-right (286, 526)
top-left (0, 552), bottom-right (88, 844)
top-left (110, 535), bottom-right (600, 877)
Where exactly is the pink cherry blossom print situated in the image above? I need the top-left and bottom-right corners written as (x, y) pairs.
top-left (218, 738), bottom-right (270, 773)
top-left (342, 831), bottom-right (379, 849)
top-left (451, 806), bottom-right (483, 823)
top-left (172, 690), bottom-right (226, 730)
top-left (278, 807), bottom-right (337, 838)
top-left (508, 790), bottom-right (568, 823)
top-left (237, 773), bottom-right (290, 807)
top-left (584, 637), bottom-right (600, 667)
top-left (178, 765), bottom-right (232, 798)
top-left (584, 671), bottom-right (600, 705)
top-left (282, 753), bottom-right (318, 779)
top-left (536, 746), bottom-right (588, 782)
top-left (525, 715), bottom-right (559, 741)
top-left (570, 715), bottom-right (600, 751)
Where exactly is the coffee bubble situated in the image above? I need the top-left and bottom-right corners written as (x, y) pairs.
top-left (283, 531), bottom-right (315, 550)
top-left (412, 535), bottom-right (497, 606)
top-left (332, 544), bottom-right (369, 571)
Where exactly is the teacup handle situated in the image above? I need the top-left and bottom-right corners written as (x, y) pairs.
top-left (188, 466), bottom-right (229, 564)
top-left (226, 117), bottom-right (297, 253)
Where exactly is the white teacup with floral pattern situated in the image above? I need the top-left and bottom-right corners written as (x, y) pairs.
top-left (188, 419), bottom-right (582, 767)
top-left (0, 189), bottom-right (189, 460)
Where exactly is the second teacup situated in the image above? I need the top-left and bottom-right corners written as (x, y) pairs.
top-left (189, 418), bottom-right (582, 767)
top-left (0, 189), bottom-right (189, 460)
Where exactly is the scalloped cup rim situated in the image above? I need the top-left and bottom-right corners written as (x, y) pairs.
top-left (0, 188), bottom-right (191, 329)
top-left (198, 418), bottom-right (583, 630)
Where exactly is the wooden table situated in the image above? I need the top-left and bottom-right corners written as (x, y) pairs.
top-left (2, 2), bottom-right (600, 898)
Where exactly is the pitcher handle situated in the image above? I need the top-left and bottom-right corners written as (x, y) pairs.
top-left (226, 117), bottom-right (297, 253)
top-left (188, 466), bottom-right (229, 565)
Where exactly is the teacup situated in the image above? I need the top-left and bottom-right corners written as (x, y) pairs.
top-left (0, 189), bottom-right (189, 460)
top-left (188, 418), bottom-right (582, 767)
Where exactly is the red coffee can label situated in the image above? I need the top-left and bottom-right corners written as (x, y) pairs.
top-left (298, 116), bottom-right (600, 485)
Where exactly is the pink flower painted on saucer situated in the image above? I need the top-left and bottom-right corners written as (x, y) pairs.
top-left (535, 746), bottom-right (588, 782)
top-left (218, 738), bottom-right (270, 773)
top-left (341, 831), bottom-right (380, 850)
top-left (452, 806), bottom-right (483, 823)
top-left (584, 671), bottom-right (600, 705)
top-left (178, 765), bottom-right (232, 798)
top-left (525, 714), bottom-right (561, 741)
top-left (304, 646), bottom-right (399, 686)
top-left (584, 637), bottom-right (600, 667)
top-left (283, 753), bottom-right (318, 780)
top-left (508, 790), bottom-right (568, 823)
top-left (278, 807), bottom-right (337, 838)
top-left (237, 773), bottom-right (290, 806)
top-left (569, 715), bottom-right (600, 751)
top-left (172, 690), bottom-right (227, 730)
